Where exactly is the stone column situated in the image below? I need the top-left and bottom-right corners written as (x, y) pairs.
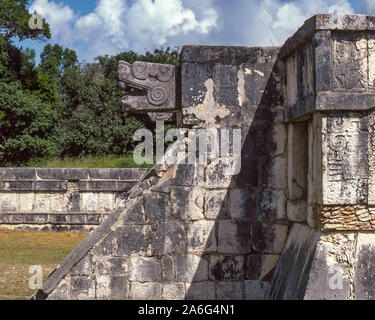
top-left (269, 14), bottom-right (375, 300)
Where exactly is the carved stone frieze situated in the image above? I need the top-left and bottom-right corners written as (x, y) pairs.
top-left (332, 33), bottom-right (368, 91)
top-left (118, 61), bottom-right (177, 112)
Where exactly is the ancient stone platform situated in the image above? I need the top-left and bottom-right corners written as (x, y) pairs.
top-left (30, 14), bottom-right (375, 300)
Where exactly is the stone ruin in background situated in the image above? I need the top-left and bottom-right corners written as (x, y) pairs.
top-left (28, 14), bottom-right (375, 300)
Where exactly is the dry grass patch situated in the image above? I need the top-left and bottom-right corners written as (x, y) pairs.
top-left (0, 230), bottom-right (86, 300)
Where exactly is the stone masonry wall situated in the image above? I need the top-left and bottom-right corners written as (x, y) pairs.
top-left (267, 14), bottom-right (375, 300)
top-left (0, 168), bottom-right (145, 232)
top-left (33, 45), bottom-right (291, 300)
top-left (34, 14), bottom-right (375, 300)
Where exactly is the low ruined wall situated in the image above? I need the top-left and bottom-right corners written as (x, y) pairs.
top-left (0, 168), bottom-right (145, 232)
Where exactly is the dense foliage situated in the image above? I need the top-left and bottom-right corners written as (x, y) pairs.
top-left (0, 0), bottom-right (180, 166)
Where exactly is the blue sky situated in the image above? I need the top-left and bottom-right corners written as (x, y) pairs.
top-left (17, 0), bottom-right (375, 63)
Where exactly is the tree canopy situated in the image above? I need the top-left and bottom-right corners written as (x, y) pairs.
top-left (0, 0), bottom-right (180, 166)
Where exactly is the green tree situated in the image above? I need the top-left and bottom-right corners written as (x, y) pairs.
top-left (54, 47), bottom-right (180, 159)
top-left (0, 82), bottom-right (58, 165)
top-left (36, 44), bottom-right (78, 103)
top-left (0, 0), bottom-right (55, 165)
top-left (39, 44), bottom-right (77, 79)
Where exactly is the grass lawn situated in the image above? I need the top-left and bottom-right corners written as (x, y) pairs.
top-left (0, 230), bottom-right (86, 300)
top-left (25, 154), bottom-right (153, 168)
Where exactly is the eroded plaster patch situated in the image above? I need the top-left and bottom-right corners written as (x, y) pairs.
top-left (187, 79), bottom-right (230, 128)
top-left (237, 69), bottom-right (246, 107)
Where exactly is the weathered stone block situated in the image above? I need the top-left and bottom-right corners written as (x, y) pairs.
top-left (246, 254), bottom-right (279, 281)
top-left (50, 193), bottom-right (65, 213)
top-left (187, 220), bottom-right (216, 252)
top-left (229, 188), bottom-right (257, 220)
top-left (0, 193), bottom-right (18, 212)
top-left (244, 280), bottom-right (268, 300)
top-left (273, 124), bottom-right (287, 155)
top-left (69, 276), bottom-right (96, 300)
top-left (93, 226), bottom-right (151, 256)
top-left (95, 257), bottom-right (128, 275)
top-left (185, 282), bottom-right (215, 300)
top-left (79, 181), bottom-right (117, 192)
top-left (218, 220), bottom-right (252, 254)
top-left (36, 168), bottom-right (89, 180)
top-left (34, 181), bottom-right (67, 192)
top-left (257, 189), bottom-right (286, 221)
top-left (123, 199), bottom-right (144, 224)
top-left (304, 237), bottom-right (352, 300)
top-left (34, 194), bottom-right (50, 212)
top-left (287, 200), bottom-right (308, 222)
top-left (152, 221), bottom-right (186, 255)
top-left (69, 214), bottom-right (86, 225)
top-left (117, 181), bottom-right (133, 192)
top-left (162, 282), bottom-right (185, 300)
top-left (129, 257), bottom-right (161, 282)
top-left (209, 255), bottom-right (245, 280)
top-left (332, 32), bottom-right (368, 91)
top-left (204, 190), bottom-right (228, 220)
top-left (88, 168), bottom-right (120, 180)
top-left (206, 160), bottom-right (233, 189)
top-left (0, 181), bottom-right (33, 191)
top-left (19, 193), bottom-right (34, 212)
top-left (81, 193), bottom-right (97, 213)
top-left (130, 282), bottom-right (162, 300)
top-left (172, 164), bottom-right (204, 187)
top-left (97, 193), bottom-right (115, 213)
top-left (96, 275), bottom-right (128, 299)
top-left (216, 281), bottom-right (244, 300)
top-left (355, 233), bottom-right (375, 300)
top-left (71, 254), bottom-right (94, 276)
top-left (119, 168), bottom-right (141, 180)
top-left (46, 281), bottom-right (70, 300)
top-left (115, 226), bottom-right (152, 256)
top-left (252, 222), bottom-right (288, 254)
top-left (288, 122), bottom-right (308, 200)
top-left (144, 192), bottom-right (170, 221)
top-left (170, 187), bottom-right (204, 220)
top-left (65, 185), bottom-right (81, 213)
top-left (263, 156), bottom-right (287, 190)
top-left (5, 168), bottom-right (36, 180)
top-left (176, 255), bottom-right (208, 282)
top-left (162, 256), bottom-right (175, 281)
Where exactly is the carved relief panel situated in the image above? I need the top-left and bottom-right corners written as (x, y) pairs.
top-left (368, 34), bottom-right (375, 90)
top-left (332, 32), bottom-right (368, 91)
top-left (322, 113), bottom-right (368, 204)
top-left (367, 111), bottom-right (375, 204)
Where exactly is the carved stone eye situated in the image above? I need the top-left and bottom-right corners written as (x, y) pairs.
top-left (132, 62), bottom-right (149, 80)
top-left (147, 87), bottom-right (167, 105)
top-left (119, 81), bottom-right (127, 90)
top-left (157, 65), bottom-right (173, 82)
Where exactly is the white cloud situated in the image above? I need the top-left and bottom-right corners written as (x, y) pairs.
top-left (266, 0), bottom-right (354, 45)
top-left (359, 0), bottom-right (375, 13)
top-left (29, 0), bottom-right (76, 44)
top-left (29, 0), bottom-right (355, 61)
